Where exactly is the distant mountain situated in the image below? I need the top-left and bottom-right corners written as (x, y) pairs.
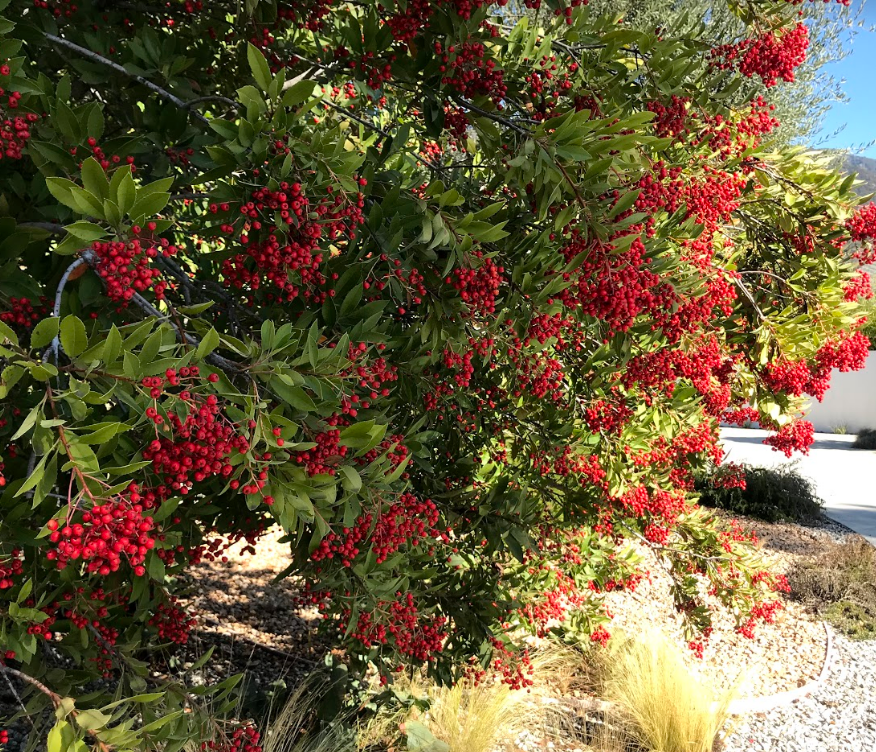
top-left (842, 154), bottom-right (876, 198)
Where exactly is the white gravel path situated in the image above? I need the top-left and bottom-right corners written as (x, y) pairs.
top-left (722, 632), bottom-right (876, 752)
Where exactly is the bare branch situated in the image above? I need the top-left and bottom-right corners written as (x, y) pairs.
top-left (19, 222), bottom-right (66, 235)
top-left (44, 33), bottom-right (210, 126)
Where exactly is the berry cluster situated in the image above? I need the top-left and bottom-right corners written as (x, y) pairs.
top-left (222, 183), bottom-right (365, 301)
top-left (711, 23), bottom-right (809, 87)
top-left (436, 41), bottom-right (507, 104)
top-left (0, 296), bottom-right (48, 331)
top-left (558, 231), bottom-right (664, 335)
top-left (449, 253), bottom-right (504, 316)
top-left (292, 423), bottom-right (347, 476)
top-left (762, 419), bottom-right (815, 456)
top-left (342, 592), bottom-right (446, 662)
top-left (143, 381), bottom-right (249, 493)
top-left (370, 494), bottom-right (439, 563)
top-left (0, 96), bottom-right (36, 160)
top-left (45, 492), bottom-right (156, 576)
top-left (148, 599), bottom-right (196, 644)
top-left (90, 235), bottom-right (176, 303)
top-left (583, 398), bottom-right (633, 435)
top-left (0, 549), bottom-right (23, 589)
top-left (356, 434), bottom-right (409, 476)
top-left (202, 724), bottom-right (262, 752)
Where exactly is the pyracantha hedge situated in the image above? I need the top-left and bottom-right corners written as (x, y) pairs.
top-left (0, 0), bottom-right (872, 749)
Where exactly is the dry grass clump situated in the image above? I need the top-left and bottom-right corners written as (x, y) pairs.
top-left (790, 535), bottom-right (876, 640)
top-left (597, 630), bottom-right (737, 752)
top-left (418, 679), bottom-right (529, 752)
top-left (260, 682), bottom-right (357, 752)
top-left (262, 631), bottom-right (742, 752)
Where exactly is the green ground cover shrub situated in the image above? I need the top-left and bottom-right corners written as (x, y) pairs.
top-left (697, 465), bottom-right (823, 522)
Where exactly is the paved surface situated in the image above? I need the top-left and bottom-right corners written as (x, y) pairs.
top-left (720, 427), bottom-right (876, 544)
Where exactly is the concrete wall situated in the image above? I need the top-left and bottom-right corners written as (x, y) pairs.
top-left (804, 352), bottom-right (876, 434)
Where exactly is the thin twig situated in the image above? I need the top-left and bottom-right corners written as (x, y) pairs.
top-left (170, 192), bottom-right (210, 201)
top-left (449, 94), bottom-right (532, 137)
top-left (0, 666), bottom-right (61, 708)
top-left (734, 277), bottom-right (767, 322)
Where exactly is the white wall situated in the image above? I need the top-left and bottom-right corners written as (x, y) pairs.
top-left (804, 352), bottom-right (876, 433)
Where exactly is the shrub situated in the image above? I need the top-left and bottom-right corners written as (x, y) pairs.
top-left (697, 465), bottom-right (823, 522)
top-left (789, 536), bottom-right (876, 639)
top-left (823, 602), bottom-right (876, 641)
top-left (0, 0), bottom-right (872, 747)
top-left (852, 428), bottom-right (876, 449)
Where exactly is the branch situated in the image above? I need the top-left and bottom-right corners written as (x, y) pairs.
top-left (41, 256), bottom-right (88, 364)
top-left (77, 250), bottom-right (243, 373)
top-left (44, 33), bottom-right (210, 126)
top-left (19, 222), bottom-right (66, 235)
top-left (733, 276), bottom-right (767, 322)
top-left (323, 99), bottom-right (390, 139)
top-left (321, 100), bottom-right (448, 175)
top-left (449, 94), bottom-right (532, 137)
top-left (0, 666), bottom-right (61, 708)
top-left (183, 96), bottom-right (239, 110)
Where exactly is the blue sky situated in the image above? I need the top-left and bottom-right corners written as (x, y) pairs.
top-left (817, 2), bottom-right (876, 155)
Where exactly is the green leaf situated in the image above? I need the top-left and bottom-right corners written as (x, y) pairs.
top-left (103, 325), bottom-right (122, 364)
top-left (196, 328), bottom-right (220, 359)
top-left (405, 721), bottom-right (449, 752)
top-left (74, 710), bottom-right (110, 732)
top-left (12, 403), bottom-right (41, 441)
top-left (81, 157), bottom-right (109, 201)
top-left (110, 166), bottom-right (135, 211)
top-left (0, 320), bottom-right (18, 346)
top-left (60, 315), bottom-right (88, 357)
top-left (31, 317), bottom-right (59, 349)
top-left (70, 187), bottom-right (105, 218)
top-left (146, 551), bottom-right (166, 582)
top-left (282, 79), bottom-right (316, 109)
top-left (46, 177), bottom-right (83, 213)
top-left (247, 43), bottom-right (272, 90)
top-left (54, 100), bottom-right (81, 144)
top-left (64, 221), bottom-right (106, 242)
top-left (339, 465), bottom-right (362, 492)
top-left (77, 422), bottom-right (130, 444)
top-left (128, 191), bottom-right (170, 222)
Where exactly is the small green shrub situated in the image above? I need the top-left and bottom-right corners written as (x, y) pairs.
top-left (823, 602), bottom-right (876, 641)
top-left (852, 429), bottom-right (876, 449)
top-left (696, 465), bottom-right (823, 522)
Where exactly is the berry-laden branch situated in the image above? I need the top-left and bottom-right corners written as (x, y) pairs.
top-left (76, 250), bottom-right (243, 373)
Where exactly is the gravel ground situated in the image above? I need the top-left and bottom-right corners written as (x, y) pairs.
top-left (721, 631), bottom-right (876, 752)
